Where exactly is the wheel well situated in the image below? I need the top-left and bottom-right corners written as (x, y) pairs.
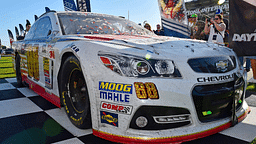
top-left (57, 52), bottom-right (75, 104)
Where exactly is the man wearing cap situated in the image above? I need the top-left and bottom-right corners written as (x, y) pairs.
top-left (188, 14), bottom-right (197, 28)
top-left (188, 14), bottom-right (198, 38)
top-left (154, 24), bottom-right (164, 36)
top-left (21, 21), bottom-right (31, 37)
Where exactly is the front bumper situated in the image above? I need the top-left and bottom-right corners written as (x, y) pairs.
top-left (93, 74), bottom-right (249, 143)
top-left (94, 105), bottom-right (249, 143)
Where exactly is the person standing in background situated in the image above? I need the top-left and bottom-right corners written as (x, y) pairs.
top-left (216, 9), bottom-right (229, 45)
top-left (204, 14), bottom-right (226, 45)
top-left (144, 23), bottom-right (152, 31)
top-left (154, 24), bottom-right (164, 36)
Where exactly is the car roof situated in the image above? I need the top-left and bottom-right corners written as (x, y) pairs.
top-left (40, 11), bottom-right (123, 20)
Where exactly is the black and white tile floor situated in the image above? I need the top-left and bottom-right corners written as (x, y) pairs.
top-left (0, 77), bottom-right (256, 144)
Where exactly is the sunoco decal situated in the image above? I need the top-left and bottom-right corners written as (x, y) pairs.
top-left (100, 111), bottom-right (118, 127)
top-left (100, 102), bottom-right (133, 115)
top-left (197, 73), bottom-right (234, 83)
top-left (99, 81), bottom-right (132, 103)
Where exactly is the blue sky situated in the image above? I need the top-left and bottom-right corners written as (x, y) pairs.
top-left (0, 0), bottom-right (161, 47)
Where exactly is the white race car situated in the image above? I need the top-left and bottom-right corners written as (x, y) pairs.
top-left (12, 11), bottom-right (250, 143)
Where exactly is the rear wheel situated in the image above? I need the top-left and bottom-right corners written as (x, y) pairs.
top-left (59, 56), bottom-right (92, 129)
top-left (15, 54), bottom-right (24, 87)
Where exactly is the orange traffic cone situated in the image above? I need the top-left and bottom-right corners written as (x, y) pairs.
top-left (251, 59), bottom-right (256, 79)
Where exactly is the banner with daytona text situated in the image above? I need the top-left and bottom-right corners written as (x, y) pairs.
top-left (229, 0), bottom-right (256, 56)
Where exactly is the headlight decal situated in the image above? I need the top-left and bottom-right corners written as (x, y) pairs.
top-left (98, 51), bottom-right (182, 78)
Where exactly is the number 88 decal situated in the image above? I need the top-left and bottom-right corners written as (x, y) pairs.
top-left (134, 82), bottom-right (159, 99)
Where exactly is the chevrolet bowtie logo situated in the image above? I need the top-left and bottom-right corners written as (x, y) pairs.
top-left (216, 61), bottom-right (228, 72)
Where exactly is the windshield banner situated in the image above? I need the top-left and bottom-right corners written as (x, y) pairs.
top-left (229, 0), bottom-right (256, 56)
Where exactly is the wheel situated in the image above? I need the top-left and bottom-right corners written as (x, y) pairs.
top-left (15, 54), bottom-right (24, 87)
top-left (59, 56), bottom-right (92, 129)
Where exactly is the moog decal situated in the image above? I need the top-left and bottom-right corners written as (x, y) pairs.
top-left (99, 81), bottom-right (132, 94)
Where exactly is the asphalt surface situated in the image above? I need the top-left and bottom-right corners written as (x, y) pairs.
top-left (0, 77), bottom-right (256, 144)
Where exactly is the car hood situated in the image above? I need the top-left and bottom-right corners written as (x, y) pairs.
top-left (70, 34), bottom-right (235, 59)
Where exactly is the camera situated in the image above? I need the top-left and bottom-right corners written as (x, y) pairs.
top-left (202, 14), bottom-right (211, 23)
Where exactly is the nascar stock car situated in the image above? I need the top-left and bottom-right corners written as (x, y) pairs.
top-left (12, 10), bottom-right (250, 143)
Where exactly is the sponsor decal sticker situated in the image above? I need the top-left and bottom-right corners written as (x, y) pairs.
top-left (42, 45), bottom-right (46, 53)
top-left (49, 51), bottom-right (55, 59)
top-left (100, 91), bottom-right (130, 103)
top-left (99, 81), bottom-right (132, 103)
top-left (134, 82), bottom-right (159, 99)
top-left (100, 102), bottom-right (133, 115)
top-left (99, 81), bottom-right (132, 94)
top-left (71, 44), bottom-right (80, 52)
top-left (197, 73), bottom-right (234, 83)
top-left (100, 111), bottom-right (118, 127)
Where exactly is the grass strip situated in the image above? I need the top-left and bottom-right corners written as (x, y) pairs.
top-left (246, 83), bottom-right (256, 92)
top-left (0, 57), bottom-right (16, 78)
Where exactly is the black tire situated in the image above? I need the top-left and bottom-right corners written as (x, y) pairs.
top-left (15, 54), bottom-right (24, 87)
top-left (59, 56), bottom-right (92, 129)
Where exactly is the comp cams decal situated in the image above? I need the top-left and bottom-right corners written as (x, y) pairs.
top-left (100, 102), bottom-right (133, 115)
top-left (197, 73), bottom-right (234, 83)
top-left (100, 111), bottom-right (118, 127)
top-left (99, 81), bottom-right (132, 103)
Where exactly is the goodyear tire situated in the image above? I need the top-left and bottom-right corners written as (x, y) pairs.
top-left (60, 56), bottom-right (92, 129)
top-left (15, 54), bottom-right (24, 87)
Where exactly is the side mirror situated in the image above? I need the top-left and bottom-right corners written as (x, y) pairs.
top-left (47, 30), bottom-right (52, 36)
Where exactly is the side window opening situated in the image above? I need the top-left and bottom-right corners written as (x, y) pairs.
top-left (34, 17), bottom-right (52, 39)
top-left (25, 22), bottom-right (37, 40)
top-left (25, 16), bottom-right (53, 40)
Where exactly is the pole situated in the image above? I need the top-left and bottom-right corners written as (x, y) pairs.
top-left (128, 10), bottom-right (129, 20)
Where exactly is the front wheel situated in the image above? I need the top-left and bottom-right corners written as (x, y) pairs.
top-left (59, 56), bottom-right (92, 129)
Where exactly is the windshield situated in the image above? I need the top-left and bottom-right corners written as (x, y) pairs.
top-left (58, 12), bottom-right (154, 36)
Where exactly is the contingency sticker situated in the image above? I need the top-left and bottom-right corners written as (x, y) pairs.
top-left (99, 81), bottom-right (132, 103)
top-left (100, 101), bottom-right (133, 115)
top-left (100, 111), bottom-right (118, 127)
